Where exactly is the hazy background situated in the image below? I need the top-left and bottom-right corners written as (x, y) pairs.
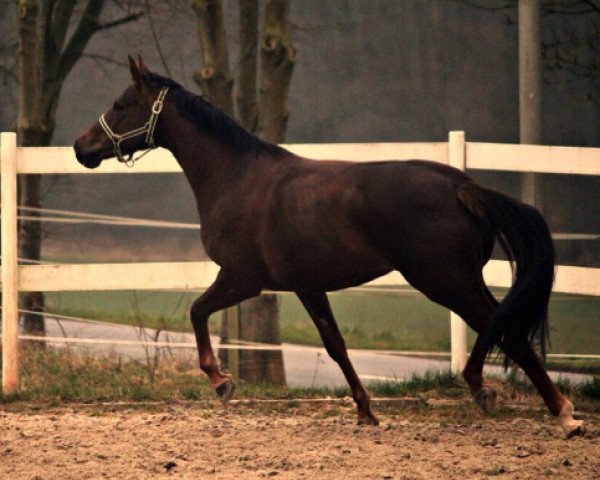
top-left (1, 0), bottom-right (598, 265)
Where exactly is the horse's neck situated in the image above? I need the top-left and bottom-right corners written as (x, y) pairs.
top-left (160, 118), bottom-right (243, 219)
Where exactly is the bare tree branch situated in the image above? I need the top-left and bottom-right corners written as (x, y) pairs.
top-left (50, 0), bottom-right (77, 54)
top-left (454, 0), bottom-right (516, 11)
top-left (460, 0), bottom-right (600, 84)
top-left (98, 11), bottom-right (144, 30)
top-left (145, 0), bottom-right (171, 76)
top-left (82, 52), bottom-right (130, 67)
top-left (59, 2), bottom-right (143, 85)
top-left (57, 0), bottom-right (105, 83)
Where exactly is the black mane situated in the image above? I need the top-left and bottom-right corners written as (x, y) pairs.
top-left (144, 72), bottom-right (285, 157)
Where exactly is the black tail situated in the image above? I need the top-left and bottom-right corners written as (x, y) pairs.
top-left (457, 181), bottom-right (555, 361)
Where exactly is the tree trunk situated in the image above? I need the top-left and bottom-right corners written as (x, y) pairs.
top-left (190, 0), bottom-right (294, 385)
top-left (518, 0), bottom-right (543, 210)
top-left (14, 0), bottom-right (141, 348)
top-left (258, 0), bottom-right (297, 142)
top-left (233, 0), bottom-right (297, 385)
top-left (238, 295), bottom-right (285, 383)
top-left (237, 0), bottom-right (259, 132)
top-left (16, 0), bottom-right (47, 345)
top-left (18, 130), bottom-right (52, 345)
top-left (190, 0), bottom-right (234, 115)
top-left (19, 171), bottom-right (48, 344)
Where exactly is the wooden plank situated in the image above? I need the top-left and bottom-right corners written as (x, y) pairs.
top-left (483, 259), bottom-right (600, 296)
top-left (363, 271), bottom-right (408, 287)
top-left (17, 147), bottom-right (181, 174)
top-left (14, 262), bottom-right (409, 292)
top-left (554, 264), bottom-right (600, 296)
top-left (17, 262), bottom-right (220, 292)
top-left (14, 140), bottom-right (600, 175)
top-left (467, 142), bottom-right (600, 175)
top-left (285, 142), bottom-right (448, 162)
top-left (1, 132), bottom-right (19, 393)
top-left (16, 143), bottom-right (448, 174)
top-left (5, 260), bottom-right (598, 296)
top-left (482, 260), bottom-right (514, 288)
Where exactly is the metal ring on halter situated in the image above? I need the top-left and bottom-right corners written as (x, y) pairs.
top-left (98, 87), bottom-right (169, 166)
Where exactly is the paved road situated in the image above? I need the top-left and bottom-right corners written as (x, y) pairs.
top-left (42, 317), bottom-right (590, 387)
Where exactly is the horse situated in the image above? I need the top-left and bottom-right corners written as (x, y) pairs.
top-left (74, 56), bottom-right (584, 437)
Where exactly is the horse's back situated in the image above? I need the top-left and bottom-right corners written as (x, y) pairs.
top-left (253, 157), bottom-right (485, 291)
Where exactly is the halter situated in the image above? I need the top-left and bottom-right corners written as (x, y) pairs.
top-left (98, 87), bottom-right (169, 167)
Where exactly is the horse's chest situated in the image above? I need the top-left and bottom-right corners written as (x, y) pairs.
top-left (200, 216), bottom-right (258, 268)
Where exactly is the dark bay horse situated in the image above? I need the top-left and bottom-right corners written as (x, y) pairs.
top-left (74, 57), bottom-right (584, 437)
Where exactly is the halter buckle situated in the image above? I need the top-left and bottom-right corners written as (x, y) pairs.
top-left (151, 99), bottom-right (164, 115)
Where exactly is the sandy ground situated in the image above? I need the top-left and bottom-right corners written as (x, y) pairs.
top-left (0, 399), bottom-right (598, 480)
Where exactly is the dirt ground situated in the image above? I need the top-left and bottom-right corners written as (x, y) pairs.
top-left (0, 399), bottom-right (598, 480)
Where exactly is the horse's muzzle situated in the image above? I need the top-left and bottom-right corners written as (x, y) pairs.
top-left (73, 139), bottom-right (102, 169)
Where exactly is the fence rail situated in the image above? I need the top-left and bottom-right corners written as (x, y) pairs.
top-left (1, 131), bottom-right (599, 393)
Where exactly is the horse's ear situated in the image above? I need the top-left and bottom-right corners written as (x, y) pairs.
top-left (128, 55), bottom-right (144, 88)
top-left (138, 55), bottom-right (149, 73)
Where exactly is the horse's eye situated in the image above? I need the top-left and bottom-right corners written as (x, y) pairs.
top-left (113, 101), bottom-right (124, 111)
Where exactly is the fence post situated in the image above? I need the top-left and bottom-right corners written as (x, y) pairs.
top-left (1, 132), bottom-right (19, 393)
top-left (448, 131), bottom-right (468, 375)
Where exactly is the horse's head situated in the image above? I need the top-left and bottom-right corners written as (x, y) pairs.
top-left (74, 56), bottom-right (169, 168)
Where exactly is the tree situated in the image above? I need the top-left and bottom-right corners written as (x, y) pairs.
top-left (190, 0), bottom-right (296, 383)
top-left (459, 0), bottom-right (600, 88)
top-left (460, 0), bottom-right (600, 211)
top-left (15, 0), bottom-right (142, 343)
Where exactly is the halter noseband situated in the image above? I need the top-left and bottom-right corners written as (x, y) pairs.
top-left (98, 87), bottom-right (169, 167)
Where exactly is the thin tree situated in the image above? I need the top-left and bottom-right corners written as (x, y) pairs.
top-left (190, 0), bottom-right (296, 383)
top-left (15, 0), bottom-right (142, 343)
top-left (458, 0), bottom-right (600, 86)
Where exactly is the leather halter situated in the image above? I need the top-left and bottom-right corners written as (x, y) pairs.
top-left (98, 87), bottom-right (169, 167)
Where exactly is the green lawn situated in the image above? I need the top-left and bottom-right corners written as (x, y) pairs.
top-left (45, 288), bottom-right (600, 355)
top-left (3, 348), bottom-right (599, 403)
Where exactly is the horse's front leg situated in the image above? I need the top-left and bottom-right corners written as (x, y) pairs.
top-left (190, 269), bottom-right (260, 404)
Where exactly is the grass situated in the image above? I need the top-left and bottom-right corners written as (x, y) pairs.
top-left (45, 288), bottom-right (600, 355)
top-left (503, 368), bottom-right (600, 401)
top-left (1, 348), bottom-right (598, 405)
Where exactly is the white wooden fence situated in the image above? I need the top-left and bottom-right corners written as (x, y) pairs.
top-left (2, 131), bottom-right (600, 393)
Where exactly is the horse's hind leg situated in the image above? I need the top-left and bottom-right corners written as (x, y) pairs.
top-left (501, 338), bottom-right (585, 438)
top-left (461, 287), bottom-right (500, 413)
top-left (400, 260), bottom-right (584, 436)
top-left (397, 257), bottom-right (501, 412)
top-left (297, 291), bottom-right (378, 425)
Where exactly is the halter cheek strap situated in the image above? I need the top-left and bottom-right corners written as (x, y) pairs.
top-left (98, 87), bottom-right (169, 167)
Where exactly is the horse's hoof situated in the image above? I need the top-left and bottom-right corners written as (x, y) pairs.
top-left (215, 376), bottom-right (236, 405)
top-left (563, 420), bottom-right (585, 439)
top-left (474, 387), bottom-right (498, 414)
top-left (357, 412), bottom-right (379, 426)
top-left (559, 401), bottom-right (585, 439)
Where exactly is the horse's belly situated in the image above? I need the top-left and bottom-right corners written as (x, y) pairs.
top-left (294, 262), bottom-right (392, 291)
top-left (265, 241), bottom-right (393, 292)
